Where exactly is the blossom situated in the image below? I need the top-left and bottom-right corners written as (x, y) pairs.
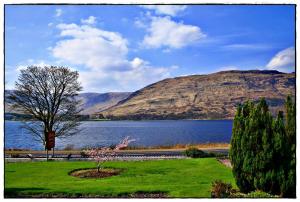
top-left (84, 136), bottom-right (135, 172)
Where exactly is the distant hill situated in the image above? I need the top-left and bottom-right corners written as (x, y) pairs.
top-left (102, 70), bottom-right (295, 120)
top-left (4, 91), bottom-right (131, 116)
top-left (77, 92), bottom-right (131, 115)
top-left (4, 90), bottom-right (24, 114)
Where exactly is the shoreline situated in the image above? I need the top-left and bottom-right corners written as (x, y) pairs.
top-left (4, 143), bottom-right (230, 155)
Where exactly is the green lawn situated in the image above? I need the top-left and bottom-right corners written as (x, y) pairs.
top-left (5, 158), bottom-right (236, 198)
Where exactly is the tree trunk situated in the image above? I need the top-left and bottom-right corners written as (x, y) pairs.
top-left (97, 163), bottom-right (100, 173)
top-left (45, 130), bottom-right (48, 160)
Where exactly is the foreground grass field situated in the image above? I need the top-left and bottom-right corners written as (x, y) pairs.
top-left (5, 158), bottom-right (235, 198)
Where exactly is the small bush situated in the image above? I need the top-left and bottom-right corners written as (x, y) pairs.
top-left (211, 181), bottom-right (279, 198)
top-left (183, 148), bottom-right (215, 158)
top-left (245, 191), bottom-right (278, 198)
top-left (211, 180), bottom-right (235, 198)
top-left (218, 189), bottom-right (278, 198)
top-left (229, 192), bottom-right (245, 198)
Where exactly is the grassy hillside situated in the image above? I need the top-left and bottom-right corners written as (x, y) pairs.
top-left (103, 70), bottom-right (295, 120)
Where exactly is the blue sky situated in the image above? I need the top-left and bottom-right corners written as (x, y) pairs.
top-left (5, 5), bottom-right (295, 93)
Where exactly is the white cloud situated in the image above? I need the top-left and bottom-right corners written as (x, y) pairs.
top-left (81, 16), bottom-right (97, 25)
top-left (16, 59), bottom-right (47, 69)
top-left (134, 19), bottom-right (147, 28)
top-left (5, 60), bottom-right (55, 90)
top-left (53, 23), bottom-right (129, 71)
top-left (78, 63), bottom-right (171, 92)
top-left (134, 12), bottom-right (152, 28)
top-left (131, 57), bottom-right (149, 68)
top-left (51, 23), bottom-right (175, 92)
top-left (55, 9), bottom-right (63, 17)
top-left (222, 43), bottom-right (271, 51)
top-left (266, 47), bottom-right (295, 72)
top-left (141, 5), bottom-right (187, 17)
top-left (142, 16), bottom-right (206, 49)
top-left (16, 59), bottom-right (58, 72)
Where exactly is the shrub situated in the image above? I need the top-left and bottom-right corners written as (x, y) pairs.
top-left (183, 148), bottom-right (215, 158)
top-left (245, 191), bottom-right (278, 198)
top-left (184, 148), bottom-right (226, 158)
top-left (211, 181), bottom-right (278, 198)
top-left (211, 180), bottom-right (278, 198)
top-left (230, 190), bottom-right (278, 198)
top-left (184, 148), bottom-right (207, 158)
top-left (229, 192), bottom-right (245, 198)
top-left (211, 180), bottom-right (235, 198)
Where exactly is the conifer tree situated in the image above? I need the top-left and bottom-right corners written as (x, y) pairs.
top-left (251, 99), bottom-right (274, 193)
top-left (230, 101), bottom-right (255, 193)
top-left (272, 111), bottom-right (287, 195)
top-left (284, 96), bottom-right (296, 197)
top-left (229, 97), bottom-right (296, 197)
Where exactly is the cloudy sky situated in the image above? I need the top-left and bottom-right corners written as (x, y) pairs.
top-left (5, 5), bottom-right (295, 93)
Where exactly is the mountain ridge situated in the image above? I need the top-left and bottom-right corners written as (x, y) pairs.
top-left (5, 70), bottom-right (295, 120)
top-left (101, 70), bottom-right (295, 120)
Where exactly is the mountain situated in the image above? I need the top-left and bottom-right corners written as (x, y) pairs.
top-left (4, 91), bottom-right (131, 116)
top-left (77, 92), bottom-right (131, 115)
top-left (4, 90), bottom-right (24, 114)
top-left (102, 70), bottom-right (295, 120)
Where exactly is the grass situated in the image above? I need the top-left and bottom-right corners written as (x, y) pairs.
top-left (5, 158), bottom-right (236, 198)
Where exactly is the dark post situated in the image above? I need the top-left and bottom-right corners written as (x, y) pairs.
top-left (46, 131), bottom-right (55, 160)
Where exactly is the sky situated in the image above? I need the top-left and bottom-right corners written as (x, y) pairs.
top-left (5, 5), bottom-right (295, 93)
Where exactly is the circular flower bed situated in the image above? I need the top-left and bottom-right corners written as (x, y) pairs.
top-left (69, 168), bottom-right (122, 178)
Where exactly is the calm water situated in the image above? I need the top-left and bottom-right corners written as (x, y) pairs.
top-left (5, 120), bottom-right (233, 150)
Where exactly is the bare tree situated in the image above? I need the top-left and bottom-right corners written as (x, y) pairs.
top-left (7, 66), bottom-right (83, 158)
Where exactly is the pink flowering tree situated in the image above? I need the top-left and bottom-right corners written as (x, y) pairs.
top-left (84, 136), bottom-right (135, 172)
